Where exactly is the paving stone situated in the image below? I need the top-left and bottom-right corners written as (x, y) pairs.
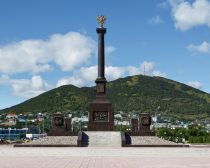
top-left (0, 145), bottom-right (210, 168)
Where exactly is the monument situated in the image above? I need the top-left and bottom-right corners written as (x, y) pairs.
top-left (131, 113), bottom-right (152, 135)
top-left (48, 112), bottom-right (72, 136)
top-left (88, 16), bottom-right (114, 131)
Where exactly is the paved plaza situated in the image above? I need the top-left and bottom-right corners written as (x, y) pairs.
top-left (0, 145), bottom-right (210, 168)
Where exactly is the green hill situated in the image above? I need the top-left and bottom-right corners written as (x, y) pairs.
top-left (1, 75), bottom-right (210, 120)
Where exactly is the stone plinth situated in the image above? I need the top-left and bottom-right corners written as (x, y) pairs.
top-left (131, 118), bottom-right (138, 132)
top-left (88, 97), bottom-right (114, 131)
top-left (131, 113), bottom-right (152, 136)
top-left (48, 113), bottom-right (72, 136)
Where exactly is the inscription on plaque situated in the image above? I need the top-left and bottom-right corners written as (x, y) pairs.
top-left (93, 111), bottom-right (108, 122)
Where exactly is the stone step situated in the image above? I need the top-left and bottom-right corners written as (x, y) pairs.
top-left (83, 131), bottom-right (121, 147)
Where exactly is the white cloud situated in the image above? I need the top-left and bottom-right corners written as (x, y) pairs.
top-left (187, 41), bottom-right (210, 54)
top-left (169, 0), bottom-right (210, 31)
top-left (140, 61), bottom-right (155, 74)
top-left (127, 61), bottom-right (165, 77)
top-left (79, 66), bottom-right (98, 82)
top-left (127, 66), bottom-right (139, 76)
top-left (57, 66), bottom-right (97, 87)
top-left (168, 0), bottom-right (184, 8)
top-left (50, 32), bottom-right (95, 71)
top-left (149, 15), bottom-right (163, 24)
top-left (0, 32), bottom-right (96, 74)
top-left (106, 66), bottom-right (126, 80)
top-left (187, 80), bottom-right (203, 89)
top-left (57, 61), bottom-right (166, 87)
top-left (0, 60), bottom-right (166, 98)
top-left (0, 74), bottom-right (10, 84)
top-left (57, 65), bottom-right (126, 87)
top-left (0, 75), bottom-right (52, 98)
top-left (57, 76), bottom-right (84, 87)
top-left (152, 70), bottom-right (167, 77)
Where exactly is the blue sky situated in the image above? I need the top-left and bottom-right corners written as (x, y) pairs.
top-left (0, 0), bottom-right (210, 110)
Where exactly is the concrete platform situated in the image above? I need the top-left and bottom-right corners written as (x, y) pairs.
top-left (14, 136), bottom-right (78, 147)
top-left (0, 145), bottom-right (210, 168)
top-left (14, 135), bottom-right (189, 147)
top-left (125, 136), bottom-right (189, 147)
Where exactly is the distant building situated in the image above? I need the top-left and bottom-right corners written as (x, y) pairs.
top-left (18, 114), bottom-right (26, 123)
top-left (18, 118), bottom-right (26, 123)
top-left (114, 114), bottom-right (122, 119)
top-left (205, 124), bottom-right (210, 132)
top-left (151, 113), bottom-right (161, 123)
top-left (6, 113), bottom-right (18, 119)
top-left (5, 113), bottom-right (18, 125)
top-left (152, 116), bottom-right (157, 123)
top-left (37, 116), bottom-right (44, 122)
top-left (117, 120), bottom-right (130, 126)
top-left (81, 116), bottom-right (88, 122)
top-left (0, 115), bottom-right (3, 123)
top-left (0, 128), bottom-right (28, 140)
top-left (72, 116), bottom-right (88, 123)
top-left (151, 123), bottom-right (170, 128)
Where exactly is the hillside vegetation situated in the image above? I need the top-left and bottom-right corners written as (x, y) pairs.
top-left (1, 75), bottom-right (210, 120)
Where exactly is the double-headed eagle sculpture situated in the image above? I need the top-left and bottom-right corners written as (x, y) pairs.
top-left (97, 15), bottom-right (106, 28)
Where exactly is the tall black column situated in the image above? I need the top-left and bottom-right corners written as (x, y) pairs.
top-left (96, 28), bottom-right (106, 79)
top-left (95, 27), bottom-right (107, 95)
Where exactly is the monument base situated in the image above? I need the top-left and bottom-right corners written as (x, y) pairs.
top-left (88, 96), bottom-right (114, 131)
top-left (88, 121), bottom-right (114, 131)
top-left (48, 113), bottom-right (72, 136)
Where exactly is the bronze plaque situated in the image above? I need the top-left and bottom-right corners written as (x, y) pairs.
top-left (141, 116), bottom-right (151, 126)
top-left (54, 117), bottom-right (64, 126)
top-left (93, 111), bottom-right (108, 122)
